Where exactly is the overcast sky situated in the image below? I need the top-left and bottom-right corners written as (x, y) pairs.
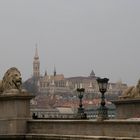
top-left (0, 0), bottom-right (140, 85)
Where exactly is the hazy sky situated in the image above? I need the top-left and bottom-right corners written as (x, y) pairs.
top-left (0, 0), bottom-right (140, 85)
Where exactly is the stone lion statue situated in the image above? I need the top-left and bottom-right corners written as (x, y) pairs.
top-left (120, 79), bottom-right (140, 99)
top-left (0, 67), bottom-right (22, 94)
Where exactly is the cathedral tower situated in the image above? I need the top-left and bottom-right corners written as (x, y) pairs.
top-left (33, 45), bottom-right (40, 78)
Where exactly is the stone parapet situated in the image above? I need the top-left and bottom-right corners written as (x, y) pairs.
top-left (27, 119), bottom-right (140, 139)
top-left (112, 98), bottom-right (140, 119)
top-left (0, 92), bottom-right (34, 134)
top-left (0, 134), bottom-right (140, 140)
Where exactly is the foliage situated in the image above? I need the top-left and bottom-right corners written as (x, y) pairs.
top-left (22, 77), bottom-right (38, 95)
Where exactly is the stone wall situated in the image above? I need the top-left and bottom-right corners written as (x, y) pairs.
top-left (0, 93), bottom-right (34, 134)
top-left (0, 92), bottom-right (139, 139)
top-left (112, 98), bottom-right (140, 119)
top-left (27, 119), bottom-right (140, 139)
top-left (0, 134), bottom-right (140, 140)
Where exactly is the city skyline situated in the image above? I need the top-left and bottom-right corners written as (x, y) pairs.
top-left (0, 0), bottom-right (140, 86)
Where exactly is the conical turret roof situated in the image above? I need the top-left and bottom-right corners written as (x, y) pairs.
top-left (90, 70), bottom-right (95, 77)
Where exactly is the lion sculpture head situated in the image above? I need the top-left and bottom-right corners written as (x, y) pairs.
top-left (135, 79), bottom-right (140, 97)
top-left (120, 79), bottom-right (140, 99)
top-left (0, 67), bottom-right (22, 93)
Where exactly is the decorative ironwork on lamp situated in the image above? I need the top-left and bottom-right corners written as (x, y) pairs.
top-left (76, 88), bottom-right (87, 119)
top-left (96, 77), bottom-right (109, 121)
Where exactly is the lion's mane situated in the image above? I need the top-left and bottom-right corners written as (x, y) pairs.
top-left (120, 79), bottom-right (140, 99)
top-left (0, 67), bottom-right (22, 93)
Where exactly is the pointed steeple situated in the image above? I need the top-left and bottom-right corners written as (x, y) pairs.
top-left (34, 44), bottom-right (39, 59)
top-left (44, 70), bottom-right (47, 76)
top-left (54, 65), bottom-right (56, 77)
top-left (90, 70), bottom-right (95, 78)
top-left (33, 44), bottom-right (40, 78)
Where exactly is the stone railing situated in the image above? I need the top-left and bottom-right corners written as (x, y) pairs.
top-left (27, 119), bottom-right (140, 139)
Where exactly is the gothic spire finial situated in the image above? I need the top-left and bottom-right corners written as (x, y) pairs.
top-left (44, 70), bottom-right (47, 76)
top-left (54, 65), bottom-right (56, 77)
top-left (34, 43), bottom-right (39, 59)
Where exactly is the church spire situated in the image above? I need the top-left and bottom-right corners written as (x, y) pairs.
top-left (44, 70), bottom-right (47, 76)
top-left (54, 65), bottom-right (56, 77)
top-left (33, 44), bottom-right (40, 78)
top-left (34, 43), bottom-right (39, 59)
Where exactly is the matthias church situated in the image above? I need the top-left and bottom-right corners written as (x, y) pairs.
top-left (25, 47), bottom-right (127, 96)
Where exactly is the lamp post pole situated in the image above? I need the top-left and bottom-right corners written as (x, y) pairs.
top-left (96, 77), bottom-right (109, 121)
top-left (77, 88), bottom-right (87, 119)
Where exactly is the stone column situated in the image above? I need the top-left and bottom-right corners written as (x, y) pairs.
top-left (0, 92), bottom-right (34, 134)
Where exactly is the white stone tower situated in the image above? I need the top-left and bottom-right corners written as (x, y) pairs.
top-left (33, 44), bottom-right (40, 78)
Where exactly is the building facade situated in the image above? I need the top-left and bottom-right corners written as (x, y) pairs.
top-left (32, 47), bottom-right (127, 96)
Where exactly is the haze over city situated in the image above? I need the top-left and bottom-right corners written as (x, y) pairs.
top-left (0, 0), bottom-right (140, 86)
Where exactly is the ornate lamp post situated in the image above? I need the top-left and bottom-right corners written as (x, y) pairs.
top-left (77, 88), bottom-right (87, 119)
top-left (96, 77), bottom-right (109, 121)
